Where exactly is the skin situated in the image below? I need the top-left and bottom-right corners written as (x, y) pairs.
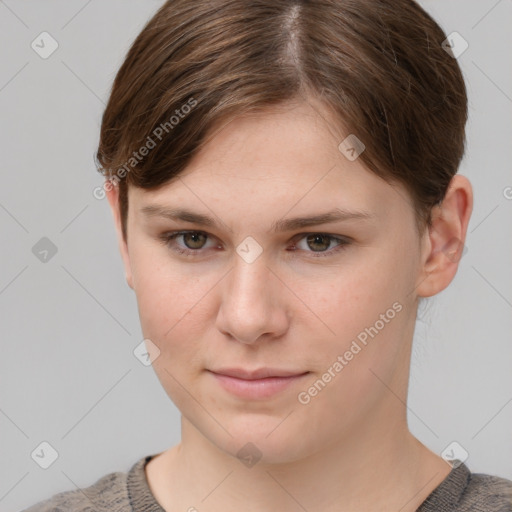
top-left (106, 98), bottom-right (473, 512)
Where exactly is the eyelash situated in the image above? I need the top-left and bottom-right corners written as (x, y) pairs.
top-left (158, 230), bottom-right (351, 259)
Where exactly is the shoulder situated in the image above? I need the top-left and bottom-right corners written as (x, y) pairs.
top-left (417, 461), bottom-right (512, 512)
top-left (21, 467), bottom-right (131, 512)
top-left (460, 471), bottom-right (512, 511)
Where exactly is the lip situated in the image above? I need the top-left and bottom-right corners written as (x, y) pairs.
top-left (207, 368), bottom-right (310, 399)
top-left (209, 367), bottom-right (309, 380)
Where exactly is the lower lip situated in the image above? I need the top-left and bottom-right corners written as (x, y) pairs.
top-left (209, 371), bottom-right (310, 399)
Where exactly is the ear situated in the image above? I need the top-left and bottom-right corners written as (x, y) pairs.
top-left (105, 183), bottom-right (134, 290)
top-left (416, 174), bottom-right (473, 298)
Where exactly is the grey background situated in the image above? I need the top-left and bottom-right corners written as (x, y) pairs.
top-left (1, 1), bottom-right (511, 510)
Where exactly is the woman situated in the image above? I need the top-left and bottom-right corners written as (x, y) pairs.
top-left (24, 0), bottom-right (512, 510)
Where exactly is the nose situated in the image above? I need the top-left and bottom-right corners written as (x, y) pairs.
top-left (215, 255), bottom-right (290, 344)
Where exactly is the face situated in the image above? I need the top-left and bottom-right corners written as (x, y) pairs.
top-left (112, 100), bottom-right (430, 464)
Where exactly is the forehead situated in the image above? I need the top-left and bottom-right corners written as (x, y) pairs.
top-left (128, 101), bottom-right (414, 231)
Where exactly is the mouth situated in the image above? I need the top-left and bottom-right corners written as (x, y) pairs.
top-left (207, 368), bottom-right (311, 399)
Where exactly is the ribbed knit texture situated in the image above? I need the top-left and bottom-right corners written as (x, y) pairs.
top-left (22, 454), bottom-right (512, 511)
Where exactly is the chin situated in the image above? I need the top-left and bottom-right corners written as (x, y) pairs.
top-left (209, 417), bottom-right (311, 467)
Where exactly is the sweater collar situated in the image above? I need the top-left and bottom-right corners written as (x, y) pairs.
top-left (127, 454), bottom-right (166, 512)
top-left (127, 454), bottom-right (470, 511)
top-left (416, 460), bottom-right (470, 511)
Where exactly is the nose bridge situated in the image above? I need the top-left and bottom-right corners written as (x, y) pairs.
top-left (216, 252), bottom-right (287, 343)
top-left (227, 253), bottom-right (272, 311)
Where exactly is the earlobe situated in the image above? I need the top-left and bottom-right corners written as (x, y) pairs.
top-left (416, 175), bottom-right (473, 298)
top-left (105, 183), bottom-right (135, 290)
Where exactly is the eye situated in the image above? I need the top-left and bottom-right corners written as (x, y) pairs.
top-left (159, 230), bottom-right (218, 256)
top-left (159, 231), bottom-right (351, 259)
top-left (291, 233), bottom-right (350, 257)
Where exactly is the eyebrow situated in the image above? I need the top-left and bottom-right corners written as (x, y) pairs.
top-left (140, 205), bottom-right (375, 232)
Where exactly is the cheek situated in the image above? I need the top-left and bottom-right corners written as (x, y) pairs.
top-left (132, 259), bottom-right (214, 406)
top-left (298, 245), bottom-right (416, 392)
top-left (292, 277), bottom-right (411, 441)
top-left (130, 248), bottom-right (226, 376)
top-left (301, 251), bottom-right (408, 337)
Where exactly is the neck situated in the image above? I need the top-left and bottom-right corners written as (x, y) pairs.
top-left (147, 402), bottom-right (450, 512)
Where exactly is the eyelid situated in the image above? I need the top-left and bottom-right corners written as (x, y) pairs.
top-left (290, 232), bottom-right (351, 244)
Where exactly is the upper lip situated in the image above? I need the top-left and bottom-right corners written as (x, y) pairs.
top-left (209, 367), bottom-right (309, 380)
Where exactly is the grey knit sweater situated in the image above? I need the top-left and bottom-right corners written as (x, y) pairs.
top-left (22, 454), bottom-right (512, 511)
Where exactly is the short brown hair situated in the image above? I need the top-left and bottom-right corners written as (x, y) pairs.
top-left (95, 0), bottom-right (468, 242)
